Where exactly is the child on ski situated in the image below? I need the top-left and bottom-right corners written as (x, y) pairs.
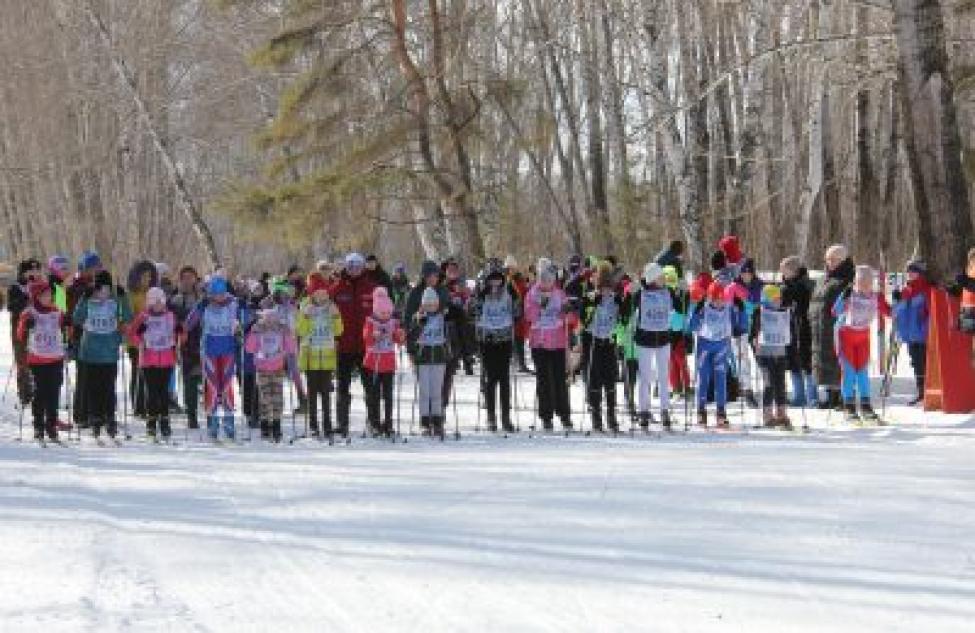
top-left (73, 271), bottom-right (132, 440)
top-left (689, 282), bottom-right (747, 428)
top-left (524, 262), bottom-right (579, 431)
top-left (663, 265), bottom-right (691, 398)
top-left (473, 261), bottom-right (520, 433)
top-left (295, 272), bottom-right (343, 438)
top-left (362, 287), bottom-right (405, 437)
top-left (409, 286), bottom-right (450, 437)
top-left (892, 260), bottom-right (932, 405)
top-left (245, 305), bottom-right (301, 442)
top-left (628, 262), bottom-right (678, 430)
top-left (749, 284), bottom-right (795, 428)
top-left (169, 266), bottom-right (203, 429)
top-left (736, 258), bottom-right (764, 408)
top-left (129, 287), bottom-right (179, 440)
top-left (16, 279), bottom-right (67, 442)
top-left (186, 276), bottom-right (239, 441)
top-left (832, 265), bottom-right (891, 423)
top-left (580, 261), bottom-right (623, 433)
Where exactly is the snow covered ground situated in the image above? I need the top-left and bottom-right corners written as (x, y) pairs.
top-left (1, 318), bottom-right (974, 632)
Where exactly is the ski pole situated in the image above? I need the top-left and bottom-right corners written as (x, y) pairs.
top-left (451, 369), bottom-right (460, 440)
top-left (17, 387), bottom-right (25, 442)
top-left (120, 351), bottom-right (129, 441)
top-left (394, 364), bottom-right (401, 443)
top-left (1, 363), bottom-right (13, 403)
top-left (409, 366), bottom-right (417, 436)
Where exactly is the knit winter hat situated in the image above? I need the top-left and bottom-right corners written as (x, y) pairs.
top-left (374, 294), bottom-right (395, 319)
top-left (707, 282), bottom-right (726, 304)
top-left (906, 259), bottom-right (927, 275)
top-left (207, 276), bottom-right (228, 296)
top-left (146, 287), bottom-right (166, 307)
top-left (47, 255), bottom-right (69, 279)
top-left (78, 250), bottom-right (102, 272)
top-left (762, 284), bottom-right (782, 304)
top-left (739, 258), bottom-right (756, 275)
top-left (306, 272), bottom-right (329, 297)
top-left (94, 270), bottom-right (113, 290)
top-left (718, 235), bottom-right (743, 264)
top-left (421, 260), bottom-right (440, 279)
top-left (345, 252), bottom-right (366, 270)
top-left (538, 265), bottom-right (556, 285)
top-left (372, 286), bottom-right (390, 303)
top-left (855, 265), bottom-right (875, 283)
top-left (421, 286), bottom-right (440, 308)
top-left (503, 255), bottom-right (518, 269)
top-left (710, 250), bottom-right (727, 272)
top-left (643, 262), bottom-right (664, 284)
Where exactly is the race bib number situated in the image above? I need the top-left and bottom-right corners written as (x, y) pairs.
top-left (479, 297), bottom-right (513, 331)
top-left (419, 313), bottom-right (446, 347)
top-left (699, 305), bottom-right (732, 341)
top-left (759, 308), bottom-right (791, 347)
top-left (257, 331), bottom-right (283, 361)
top-left (372, 320), bottom-right (395, 353)
top-left (204, 303), bottom-right (234, 337)
top-left (639, 289), bottom-right (671, 332)
top-left (29, 311), bottom-right (63, 358)
top-left (144, 314), bottom-right (175, 351)
top-left (308, 312), bottom-right (335, 350)
top-left (84, 300), bottom-right (118, 334)
top-left (535, 294), bottom-right (562, 331)
top-left (590, 301), bottom-right (618, 339)
top-left (846, 294), bottom-right (876, 330)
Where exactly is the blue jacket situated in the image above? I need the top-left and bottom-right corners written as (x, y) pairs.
top-left (893, 287), bottom-right (929, 344)
top-left (73, 295), bottom-right (133, 364)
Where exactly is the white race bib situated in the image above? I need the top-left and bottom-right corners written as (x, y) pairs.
top-left (84, 299), bottom-right (118, 334)
top-left (535, 294), bottom-right (562, 331)
top-left (699, 305), bottom-right (732, 341)
top-left (29, 311), bottom-right (64, 358)
top-left (589, 300), bottom-right (618, 339)
top-left (306, 308), bottom-right (335, 350)
top-left (759, 308), bottom-right (791, 347)
top-left (419, 313), bottom-right (446, 347)
top-left (479, 296), bottom-right (513, 331)
top-left (371, 319), bottom-right (396, 353)
top-left (845, 293), bottom-right (876, 330)
top-left (203, 302), bottom-right (235, 338)
top-left (144, 314), bottom-right (175, 351)
top-left (257, 330), bottom-right (283, 361)
top-left (639, 289), bottom-right (671, 332)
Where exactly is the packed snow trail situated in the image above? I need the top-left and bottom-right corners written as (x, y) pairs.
top-left (1, 322), bottom-right (974, 632)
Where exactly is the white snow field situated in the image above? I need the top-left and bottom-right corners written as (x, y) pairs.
top-left (1, 318), bottom-right (974, 632)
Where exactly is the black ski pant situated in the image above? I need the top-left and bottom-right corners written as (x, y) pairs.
top-left (758, 355), bottom-right (788, 408)
top-left (531, 347), bottom-right (570, 424)
top-left (240, 370), bottom-right (259, 425)
top-left (30, 362), bottom-right (62, 438)
top-left (181, 367), bottom-right (201, 428)
top-left (127, 347), bottom-right (147, 416)
top-left (143, 366), bottom-right (173, 437)
top-left (363, 369), bottom-right (394, 433)
top-left (305, 370), bottom-right (333, 433)
top-left (12, 329), bottom-right (33, 405)
top-left (907, 342), bottom-right (926, 395)
top-left (336, 352), bottom-right (365, 434)
top-left (86, 362), bottom-right (118, 437)
top-left (480, 341), bottom-right (512, 423)
top-left (583, 337), bottom-right (618, 426)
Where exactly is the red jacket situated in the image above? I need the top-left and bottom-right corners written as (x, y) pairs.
top-left (330, 271), bottom-right (378, 354)
top-left (510, 274), bottom-right (531, 340)
top-left (362, 317), bottom-right (405, 373)
top-left (17, 305), bottom-right (67, 365)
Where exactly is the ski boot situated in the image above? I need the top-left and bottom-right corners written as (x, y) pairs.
top-left (590, 410), bottom-right (604, 434)
top-left (207, 415), bottom-right (221, 440)
top-left (560, 417), bottom-right (573, 432)
top-left (715, 411), bottom-right (730, 430)
top-left (743, 389), bottom-right (759, 409)
top-left (160, 417), bottom-right (172, 440)
top-left (697, 410), bottom-right (708, 428)
top-left (844, 401), bottom-right (861, 424)
top-left (146, 418), bottom-right (158, 440)
top-left (222, 414), bottom-right (236, 441)
top-left (485, 413), bottom-right (499, 434)
top-left (501, 414), bottom-right (515, 434)
top-left (762, 407), bottom-right (776, 428)
top-left (660, 410), bottom-right (673, 433)
top-left (541, 418), bottom-right (554, 432)
top-left (420, 416), bottom-right (432, 437)
top-left (774, 406), bottom-right (793, 431)
top-left (260, 419), bottom-right (271, 440)
top-left (271, 419), bottom-right (282, 443)
top-left (638, 412), bottom-right (652, 432)
top-left (432, 416), bottom-right (446, 439)
top-left (860, 398), bottom-right (883, 425)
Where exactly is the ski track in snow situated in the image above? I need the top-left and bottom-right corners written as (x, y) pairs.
top-left (1, 319), bottom-right (974, 631)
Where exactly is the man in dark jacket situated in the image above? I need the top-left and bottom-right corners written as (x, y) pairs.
top-left (654, 239), bottom-right (685, 279)
top-left (7, 258), bottom-right (43, 405)
top-left (365, 255), bottom-right (392, 292)
top-left (810, 245), bottom-right (856, 409)
top-left (780, 256), bottom-right (816, 407)
top-left (330, 252), bottom-right (378, 436)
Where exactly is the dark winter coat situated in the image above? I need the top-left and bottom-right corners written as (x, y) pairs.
top-left (810, 257), bottom-right (855, 387)
top-left (781, 267), bottom-right (814, 373)
top-left (403, 282), bottom-right (462, 360)
top-left (331, 271), bottom-right (378, 355)
top-left (654, 245), bottom-right (684, 279)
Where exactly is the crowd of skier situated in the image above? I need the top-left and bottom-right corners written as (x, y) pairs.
top-left (5, 236), bottom-right (975, 445)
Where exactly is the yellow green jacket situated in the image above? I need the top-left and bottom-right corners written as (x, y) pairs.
top-left (295, 299), bottom-right (344, 371)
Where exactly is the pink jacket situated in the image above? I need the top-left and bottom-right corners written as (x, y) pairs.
top-left (523, 284), bottom-right (578, 350)
top-left (129, 310), bottom-right (178, 368)
top-left (244, 323), bottom-right (298, 373)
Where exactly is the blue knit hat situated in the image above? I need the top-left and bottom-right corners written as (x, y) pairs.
top-left (78, 250), bottom-right (102, 272)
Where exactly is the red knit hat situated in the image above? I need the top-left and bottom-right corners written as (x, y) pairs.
top-left (718, 235), bottom-right (743, 264)
top-left (305, 272), bottom-right (330, 297)
top-left (707, 281), bottom-right (727, 303)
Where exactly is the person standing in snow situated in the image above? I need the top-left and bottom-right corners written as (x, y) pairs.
top-left (811, 244), bottom-right (856, 409)
top-left (362, 287), bottom-right (405, 437)
top-left (16, 279), bottom-right (67, 442)
top-left (126, 260), bottom-right (159, 418)
top-left (504, 255), bottom-right (533, 374)
top-left (472, 260), bottom-right (520, 433)
top-left (749, 284), bottom-right (795, 428)
top-left (690, 282), bottom-right (747, 428)
top-left (73, 270), bottom-right (132, 439)
top-left (832, 265), bottom-right (891, 423)
top-left (524, 260), bottom-right (578, 431)
top-left (654, 239), bottom-right (685, 279)
top-left (779, 256), bottom-right (816, 408)
top-left (580, 260), bottom-right (624, 433)
top-left (245, 305), bottom-right (301, 442)
top-left (892, 260), bottom-right (932, 405)
top-left (409, 286), bottom-right (450, 437)
top-left (295, 272), bottom-right (343, 438)
top-left (170, 267), bottom-right (203, 428)
top-left (67, 250), bottom-right (104, 427)
top-left (663, 265), bottom-right (691, 398)
top-left (627, 262), bottom-right (678, 430)
top-left (331, 252), bottom-right (378, 437)
top-left (7, 258), bottom-right (43, 407)
top-left (128, 287), bottom-right (179, 440)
